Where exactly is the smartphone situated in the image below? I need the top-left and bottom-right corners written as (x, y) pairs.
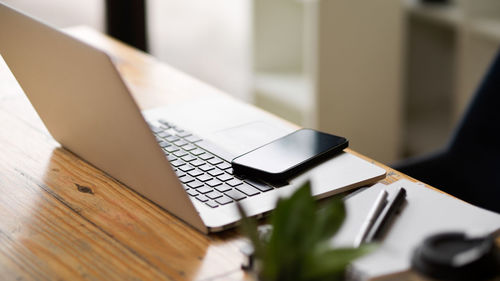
top-left (231, 128), bottom-right (348, 183)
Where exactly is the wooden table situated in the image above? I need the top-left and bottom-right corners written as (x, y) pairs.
top-left (0, 26), bottom-right (434, 281)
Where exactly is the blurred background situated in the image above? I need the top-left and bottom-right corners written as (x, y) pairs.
top-left (3, 0), bottom-right (500, 165)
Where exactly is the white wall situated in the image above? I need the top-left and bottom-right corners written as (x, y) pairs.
top-left (147, 0), bottom-right (252, 101)
top-left (1, 0), bottom-right (104, 31)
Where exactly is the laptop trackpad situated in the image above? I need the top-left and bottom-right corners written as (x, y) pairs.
top-left (205, 121), bottom-right (293, 157)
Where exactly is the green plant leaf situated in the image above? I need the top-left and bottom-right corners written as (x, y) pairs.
top-left (311, 196), bottom-right (346, 241)
top-left (238, 179), bottom-right (375, 281)
top-left (262, 181), bottom-right (316, 280)
top-left (302, 244), bottom-right (377, 281)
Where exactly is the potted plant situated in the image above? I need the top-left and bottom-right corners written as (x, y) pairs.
top-left (238, 181), bottom-right (374, 281)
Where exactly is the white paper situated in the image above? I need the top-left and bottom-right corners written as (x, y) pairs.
top-left (331, 179), bottom-right (500, 280)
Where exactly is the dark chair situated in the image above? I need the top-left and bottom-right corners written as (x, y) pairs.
top-left (393, 50), bottom-right (500, 214)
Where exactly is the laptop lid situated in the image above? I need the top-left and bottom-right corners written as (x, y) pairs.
top-left (0, 3), bottom-right (207, 232)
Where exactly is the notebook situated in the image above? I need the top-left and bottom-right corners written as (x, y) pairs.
top-left (0, 2), bottom-right (386, 233)
top-left (332, 179), bottom-right (500, 280)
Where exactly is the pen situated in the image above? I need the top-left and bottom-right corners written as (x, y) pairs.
top-left (366, 187), bottom-right (407, 242)
top-left (354, 190), bottom-right (388, 247)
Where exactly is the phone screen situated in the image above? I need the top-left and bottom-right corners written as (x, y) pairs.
top-left (232, 129), bottom-right (347, 179)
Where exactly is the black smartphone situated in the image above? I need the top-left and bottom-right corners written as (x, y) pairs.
top-left (231, 128), bottom-right (348, 183)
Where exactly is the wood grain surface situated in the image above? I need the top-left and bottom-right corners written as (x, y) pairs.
top-left (0, 26), bottom-right (494, 281)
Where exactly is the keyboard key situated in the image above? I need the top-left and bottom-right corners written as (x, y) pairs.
top-left (206, 179), bottom-right (222, 187)
top-left (166, 135), bottom-right (179, 142)
top-left (170, 159), bottom-right (185, 167)
top-left (206, 191), bottom-right (223, 199)
top-left (174, 140), bottom-right (188, 147)
top-left (226, 168), bottom-right (234, 175)
top-left (225, 189), bottom-right (246, 201)
top-left (166, 128), bottom-right (178, 135)
top-left (150, 126), bottom-right (162, 133)
top-left (190, 159), bottom-right (205, 167)
top-left (157, 131), bottom-right (171, 138)
top-left (164, 146), bottom-right (179, 153)
top-left (186, 189), bottom-right (198, 197)
top-left (195, 194), bottom-right (209, 202)
top-left (176, 131), bottom-right (192, 138)
top-left (165, 135), bottom-right (179, 142)
top-left (227, 178), bottom-right (243, 187)
top-left (158, 119), bottom-right (172, 127)
top-left (158, 141), bottom-right (170, 148)
top-left (185, 135), bottom-right (202, 143)
top-left (175, 170), bottom-right (186, 178)
top-left (183, 144), bottom-right (197, 151)
top-left (214, 184), bottom-right (232, 193)
top-left (208, 169), bottom-right (224, 177)
top-left (179, 165), bottom-right (195, 172)
top-left (205, 201), bottom-right (219, 208)
top-left (190, 148), bottom-right (205, 156)
top-left (217, 174), bottom-right (233, 182)
top-left (236, 183), bottom-right (260, 197)
top-left (197, 186), bottom-right (213, 194)
top-left (199, 153), bottom-right (214, 161)
top-left (187, 180), bottom-right (204, 189)
top-left (181, 155), bottom-right (196, 162)
top-left (208, 158), bottom-right (223, 166)
top-left (188, 170), bottom-right (204, 178)
top-left (180, 175), bottom-right (195, 184)
top-left (199, 164), bottom-right (215, 172)
top-left (217, 162), bottom-right (232, 170)
top-left (215, 196), bottom-right (233, 205)
top-left (196, 174), bottom-right (212, 182)
top-left (167, 154), bottom-right (176, 161)
top-left (173, 126), bottom-right (185, 133)
top-left (173, 150), bottom-right (188, 158)
top-left (246, 179), bottom-right (274, 192)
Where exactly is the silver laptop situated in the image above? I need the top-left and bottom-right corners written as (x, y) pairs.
top-left (0, 3), bottom-right (386, 233)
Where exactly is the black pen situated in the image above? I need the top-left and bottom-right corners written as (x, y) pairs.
top-left (366, 187), bottom-right (407, 242)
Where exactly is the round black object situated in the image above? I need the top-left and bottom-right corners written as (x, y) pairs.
top-left (411, 232), bottom-right (500, 280)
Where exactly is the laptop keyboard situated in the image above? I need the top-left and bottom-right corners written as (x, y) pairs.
top-left (149, 119), bottom-right (274, 208)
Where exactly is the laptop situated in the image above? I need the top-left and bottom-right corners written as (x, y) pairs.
top-left (0, 3), bottom-right (386, 233)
